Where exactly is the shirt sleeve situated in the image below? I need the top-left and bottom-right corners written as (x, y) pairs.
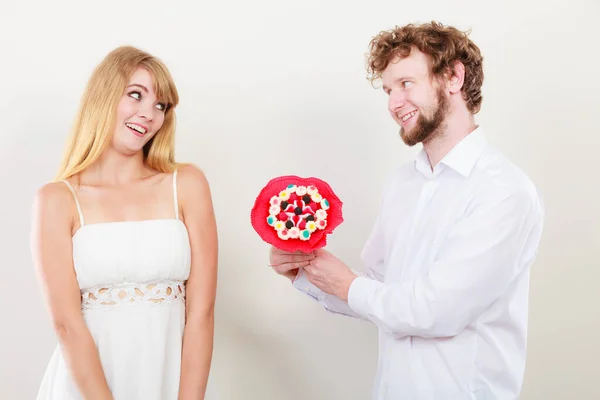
top-left (292, 268), bottom-right (365, 318)
top-left (347, 187), bottom-right (545, 338)
top-left (292, 203), bottom-right (388, 319)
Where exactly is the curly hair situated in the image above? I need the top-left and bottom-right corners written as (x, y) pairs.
top-left (367, 21), bottom-right (484, 114)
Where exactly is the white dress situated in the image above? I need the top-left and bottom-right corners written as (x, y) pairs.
top-left (37, 170), bottom-right (192, 400)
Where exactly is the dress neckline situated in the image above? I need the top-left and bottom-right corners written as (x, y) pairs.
top-left (72, 218), bottom-right (187, 241)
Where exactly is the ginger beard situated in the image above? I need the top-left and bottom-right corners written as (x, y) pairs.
top-left (400, 86), bottom-right (450, 146)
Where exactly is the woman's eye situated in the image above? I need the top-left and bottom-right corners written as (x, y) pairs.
top-left (155, 103), bottom-right (167, 111)
top-left (402, 81), bottom-right (413, 88)
top-left (129, 91), bottom-right (141, 100)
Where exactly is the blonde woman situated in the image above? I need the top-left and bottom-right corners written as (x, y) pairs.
top-left (32, 46), bottom-right (218, 399)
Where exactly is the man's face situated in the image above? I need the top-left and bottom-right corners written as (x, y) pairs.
top-left (382, 49), bottom-right (449, 146)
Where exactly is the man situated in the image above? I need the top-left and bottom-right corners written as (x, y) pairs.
top-left (269, 21), bottom-right (545, 399)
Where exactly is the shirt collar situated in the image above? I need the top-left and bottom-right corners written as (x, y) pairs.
top-left (414, 126), bottom-right (488, 178)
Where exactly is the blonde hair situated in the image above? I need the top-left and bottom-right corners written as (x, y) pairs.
top-left (55, 46), bottom-right (182, 181)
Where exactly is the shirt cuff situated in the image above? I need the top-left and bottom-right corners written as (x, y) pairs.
top-left (292, 268), bottom-right (323, 301)
top-left (347, 275), bottom-right (382, 318)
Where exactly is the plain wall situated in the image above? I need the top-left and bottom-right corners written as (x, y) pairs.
top-left (1, 0), bottom-right (599, 398)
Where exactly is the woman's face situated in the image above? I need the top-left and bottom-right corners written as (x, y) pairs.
top-left (112, 67), bottom-right (167, 155)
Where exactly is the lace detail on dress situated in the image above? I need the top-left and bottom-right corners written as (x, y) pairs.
top-left (81, 280), bottom-right (185, 310)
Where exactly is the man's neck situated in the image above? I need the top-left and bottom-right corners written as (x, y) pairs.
top-left (423, 108), bottom-right (477, 170)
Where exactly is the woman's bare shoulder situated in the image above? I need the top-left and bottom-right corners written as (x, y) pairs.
top-left (33, 181), bottom-right (74, 223)
top-left (177, 164), bottom-right (210, 193)
top-left (175, 164), bottom-right (213, 219)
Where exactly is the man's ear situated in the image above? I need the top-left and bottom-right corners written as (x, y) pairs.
top-left (446, 60), bottom-right (465, 94)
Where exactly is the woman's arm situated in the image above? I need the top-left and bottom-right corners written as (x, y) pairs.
top-left (177, 166), bottom-right (218, 400)
top-left (31, 182), bottom-right (113, 399)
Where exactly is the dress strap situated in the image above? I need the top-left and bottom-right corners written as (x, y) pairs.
top-left (173, 169), bottom-right (179, 220)
top-left (61, 180), bottom-right (85, 227)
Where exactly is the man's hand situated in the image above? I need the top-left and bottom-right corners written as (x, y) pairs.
top-left (304, 249), bottom-right (358, 302)
top-left (269, 246), bottom-right (315, 281)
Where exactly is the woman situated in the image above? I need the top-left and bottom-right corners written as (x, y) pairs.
top-left (32, 46), bottom-right (218, 399)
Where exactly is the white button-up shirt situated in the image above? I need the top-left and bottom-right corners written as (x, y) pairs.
top-left (293, 127), bottom-right (545, 400)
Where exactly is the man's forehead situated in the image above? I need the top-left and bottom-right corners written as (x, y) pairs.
top-left (383, 50), bottom-right (431, 79)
